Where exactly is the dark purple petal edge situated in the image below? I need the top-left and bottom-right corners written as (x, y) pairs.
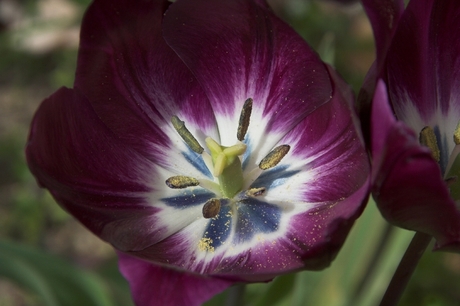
top-left (118, 252), bottom-right (235, 306)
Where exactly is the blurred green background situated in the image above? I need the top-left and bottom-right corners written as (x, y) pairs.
top-left (0, 0), bottom-right (459, 305)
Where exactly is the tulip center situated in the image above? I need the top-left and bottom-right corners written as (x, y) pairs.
top-left (167, 98), bottom-right (290, 219)
top-left (420, 123), bottom-right (460, 201)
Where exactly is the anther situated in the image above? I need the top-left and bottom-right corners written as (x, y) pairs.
top-left (166, 176), bottom-right (200, 189)
top-left (259, 145), bottom-right (290, 170)
top-left (246, 187), bottom-right (266, 197)
top-left (237, 98), bottom-right (253, 141)
top-left (202, 198), bottom-right (221, 219)
top-left (171, 116), bottom-right (204, 154)
top-left (454, 121), bottom-right (460, 145)
top-left (419, 126), bottom-right (440, 162)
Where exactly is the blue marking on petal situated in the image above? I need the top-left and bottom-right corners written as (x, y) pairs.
top-left (182, 148), bottom-right (213, 178)
top-left (434, 126), bottom-right (448, 173)
top-left (161, 189), bottom-right (215, 209)
top-left (234, 198), bottom-right (281, 243)
top-left (203, 203), bottom-right (233, 249)
top-left (241, 138), bottom-right (251, 171)
top-left (251, 165), bottom-right (300, 189)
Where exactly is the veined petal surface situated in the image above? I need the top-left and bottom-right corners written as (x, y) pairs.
top-left (74, 0), bottom-right (220, 161)
top-left (360, 0), bottom-right (404, 75)
top-left (26, 88), bottom-right (161, 251)
top-left (385, 0), bottom-right (460, 172)
top-left (163, 0), bottom-right (333, 169)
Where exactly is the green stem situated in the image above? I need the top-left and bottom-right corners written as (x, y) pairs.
top-left (379, 232), bottom-right (432, 306)
top-left (225, 284), bottom-right (246, 306)
top-left (351, 223), bottom-right (394, 302)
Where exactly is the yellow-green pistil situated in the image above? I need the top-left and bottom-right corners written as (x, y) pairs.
top-left (205, 137), bottom-right (246, 198)
top-left (167, 98), bottom-right (290, 218)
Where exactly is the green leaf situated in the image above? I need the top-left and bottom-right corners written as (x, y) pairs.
top-left (0, 240), bottom-right (114, 306)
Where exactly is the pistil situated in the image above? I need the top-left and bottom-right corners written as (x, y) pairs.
top-left (205, 137), bottom-right (247, 198)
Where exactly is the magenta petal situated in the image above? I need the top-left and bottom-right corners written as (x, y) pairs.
top-left (370, 81), bottom-right (396, 183)
top-left (385, 0), bottom-right (460, 120)
top-left (118, 252), bottom-right (234, 306)
top-left (282, 65), bottom-right (370, 202)
top-left (75, 0), bottom-right (217, 149)
top-left (360, 0), bottom-right (404, 73)
top-left (280, 67), bottom-right (370, 269)
top-left (371, 82), bottom-right (460, 252)
top-left (26, 88), bottom-right (160, 251)
top-left (162, 0), bottom-right (332, 134)
top-left (294, 178), bottom-right (370, 269)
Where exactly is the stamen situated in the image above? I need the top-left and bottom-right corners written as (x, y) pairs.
top-left (259, 145), bottom-right (290, 170)
top-left (202, 198), bottom-right (221, 219)
top-left (166, 176), bottom-right (200, 189)
top-left (171, 116), bottom-right (204, 154)
top-left (237, 98), bottom-right (253, 141)
top-left (246, 187), bottom-right (266, 197)
top-left (454, 121), bottom-right (460, 145)
top-left (419, 126), bottom-right (440, 162)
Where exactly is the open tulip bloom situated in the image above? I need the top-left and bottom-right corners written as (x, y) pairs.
top-left (26, 0), bottom-right (371, 305)
top-left (363, 0), bottom-right (460, 253)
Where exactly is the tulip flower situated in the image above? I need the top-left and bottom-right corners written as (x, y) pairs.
top-left (26, 0), bottom-right (370, 304)
top-left (362, 0), bottom-right (460, 252)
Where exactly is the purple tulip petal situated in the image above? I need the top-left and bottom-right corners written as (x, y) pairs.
top-left (74, 0), bottom-right (220, 155)
top-left (386, 0), bottom-right (460, 121)
top-left (26, 87), bottom-right (164, 252)
top-left (371, 81), bottom-right (460, 252)
top-left (280, 65), bottom-right (370, 203)
top-left (360, 0), bottom-right (404, 73)
top-left (118, 252), bottom-right (234, 306)
top-left (384, 0), bottom-right (460, 173)
top-left (162, 0), bottom-right (332, 155)
top-left (26, 88), bottom-right (217, 254)
top-left (358, 0), bottom-right (403, 144)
